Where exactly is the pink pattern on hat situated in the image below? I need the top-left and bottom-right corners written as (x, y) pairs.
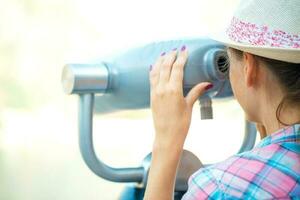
top-left (226, 17), bottom-right (300, 48)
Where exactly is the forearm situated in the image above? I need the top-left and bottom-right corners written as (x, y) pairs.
top-left (144, 141), bottom-right (183, 200)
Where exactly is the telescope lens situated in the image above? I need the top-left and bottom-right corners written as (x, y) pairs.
top-left (216, 55), bottom-right (229, 75)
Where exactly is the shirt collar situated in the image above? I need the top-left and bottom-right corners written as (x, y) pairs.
top-left (256, 124), bottom-right (300, 148)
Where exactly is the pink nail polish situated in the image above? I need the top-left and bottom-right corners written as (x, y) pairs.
top-left (161, 52), bottom-right (166, 56)
top-left (181, 45), bottom-right (186, 51)
top-left (172, 48), bottom-right (177, 51)
top-left (205, 84), bottom-right (213, 91)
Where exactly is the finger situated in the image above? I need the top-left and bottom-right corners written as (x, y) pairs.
top-left (150, 52), bottom-right (166, 87)
top-left (170, 45), bottom-right (188, 87)
top-left (185, 82), bottom-right (213, 108)
top-left (159, 49), bottom-right (178, 84)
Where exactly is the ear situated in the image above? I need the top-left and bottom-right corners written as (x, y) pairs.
top-left (243, 53), bottom-right (258, 87)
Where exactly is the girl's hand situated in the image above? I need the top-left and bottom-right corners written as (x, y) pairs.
top-left (144, 45), bottom-right (213, 200)
top-left (149, 45), bottom-right (213, 149)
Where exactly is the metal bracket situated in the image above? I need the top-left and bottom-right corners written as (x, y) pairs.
top-left (79, 94), bottom-right (144, 183)
top-left (78, 93), bottom-right (257, 186)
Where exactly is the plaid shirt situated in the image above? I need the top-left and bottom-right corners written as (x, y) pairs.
top-left (182, 124), bottom-right (300, 199)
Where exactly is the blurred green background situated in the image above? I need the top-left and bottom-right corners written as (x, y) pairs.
top-left (0, 0), bottom-right (255, 199)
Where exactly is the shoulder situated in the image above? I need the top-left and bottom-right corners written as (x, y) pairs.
top-left (183, 144), bottom-right (300, 199)
top-left (181, 164), bottom-right (226, 200)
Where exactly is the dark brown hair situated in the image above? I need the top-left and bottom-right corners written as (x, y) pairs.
top-left (229, 48), bottom-right (300, 126)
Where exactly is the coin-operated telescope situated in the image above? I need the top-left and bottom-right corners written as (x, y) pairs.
top-left (61, 38), bottom-right (257, 200)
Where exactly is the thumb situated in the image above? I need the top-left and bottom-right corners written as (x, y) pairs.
top-left (185, 82), bottom-right (213, 107)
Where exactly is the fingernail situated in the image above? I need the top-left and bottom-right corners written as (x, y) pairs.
top-left (161, 52), bottom-right (166, 56)
top-left (149, 65), bottom-right (153, 71)
top-left (205, 84), bottom-right (213, 91)
top-left (181, 45), bottom-right (186, 51)
top-left (172, 48), bottom-right (177, 51)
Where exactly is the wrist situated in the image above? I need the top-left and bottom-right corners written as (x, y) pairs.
top-left (152, 139), bottom-right (184, 159)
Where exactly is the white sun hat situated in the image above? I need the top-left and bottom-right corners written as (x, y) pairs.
top-left (211, 0), bottom-right (300, 63)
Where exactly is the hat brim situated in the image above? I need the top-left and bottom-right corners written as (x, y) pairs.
top-left (210, 32), bottom-right (300, 63)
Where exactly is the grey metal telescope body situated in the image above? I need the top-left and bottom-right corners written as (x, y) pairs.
top-left (62, 38), bottom-right (257, 191)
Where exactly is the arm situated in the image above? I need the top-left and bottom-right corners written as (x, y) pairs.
top-left (144, 142), bottom-right (183, 200)
top-left (143, 46), bottom-right (213, 200)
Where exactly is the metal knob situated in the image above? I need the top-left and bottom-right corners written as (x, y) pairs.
top-left (62, 63), bottom-right (109, 94)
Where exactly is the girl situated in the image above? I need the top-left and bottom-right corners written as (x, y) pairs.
top-left (144, 0), bottom-right (300, 199)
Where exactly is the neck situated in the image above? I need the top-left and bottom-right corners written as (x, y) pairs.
top-left (261, 103), bottom-right (300, 137)
top-left (256, 77), bottom-right (300, 138)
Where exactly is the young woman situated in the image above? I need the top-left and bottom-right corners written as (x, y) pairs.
top-left (144, 0), bottom-right (300, 199)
